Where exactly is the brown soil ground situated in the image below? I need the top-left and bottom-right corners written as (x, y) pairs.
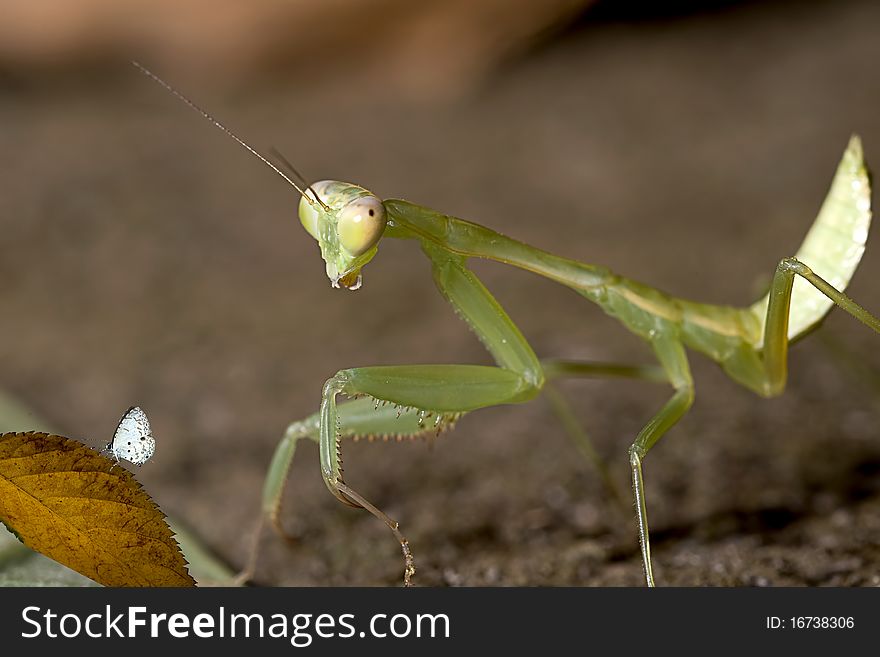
top-left (2, 0), bottom-right (880, 586)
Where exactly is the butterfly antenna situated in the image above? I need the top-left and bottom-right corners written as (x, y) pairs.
top-left (132, 61), bottom-right (328, 211)
top-left (269, 147), bottom-right (329, 211)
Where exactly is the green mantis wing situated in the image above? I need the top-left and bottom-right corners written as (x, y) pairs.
top-left (750, 135), bottom-right (872, 345)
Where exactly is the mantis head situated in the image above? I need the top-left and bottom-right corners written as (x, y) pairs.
top-left (130, 63), bottom-right (387, 290)
top-left (298, 181), bottom-right (387, 290)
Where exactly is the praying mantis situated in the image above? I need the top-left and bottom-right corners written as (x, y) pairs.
top-left (135, 63), bottom-right (875, 587)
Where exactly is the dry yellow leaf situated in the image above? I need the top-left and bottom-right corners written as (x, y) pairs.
top-left (0, 432), bottom-right (195, 587)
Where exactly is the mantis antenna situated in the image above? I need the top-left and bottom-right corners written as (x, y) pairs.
top-left (131, 61), bottom-right (331, 212)
top-left (268, 147), bottom-right (332, 219)
top-left (268, 147), bottom-right (321, 199)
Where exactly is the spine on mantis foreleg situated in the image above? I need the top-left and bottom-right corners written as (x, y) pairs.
top-left (264, 399), bottom-right (464, 510)
top-left (344, 395), bottom-right (465, 440)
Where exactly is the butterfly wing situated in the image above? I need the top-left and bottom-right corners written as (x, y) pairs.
top-left (111, 406), bottom-right (155, 465)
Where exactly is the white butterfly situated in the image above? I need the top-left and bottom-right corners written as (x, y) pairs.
top-left (105, 406), bottom-right (155, 466)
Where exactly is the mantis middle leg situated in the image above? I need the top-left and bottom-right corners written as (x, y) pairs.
top-left (625, 333), bottom-right (694, 587)
top-left (541, 359), bottom-right (669, 514)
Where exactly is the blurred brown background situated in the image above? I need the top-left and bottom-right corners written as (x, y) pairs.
top-left (2, 0), bottom-right (880, 585)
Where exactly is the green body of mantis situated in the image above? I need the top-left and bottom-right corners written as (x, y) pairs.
top-left (135, 64), bottom-right (875, 586)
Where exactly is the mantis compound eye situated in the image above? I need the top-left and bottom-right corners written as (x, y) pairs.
top-left (337, 196), bottom-right (387, 256)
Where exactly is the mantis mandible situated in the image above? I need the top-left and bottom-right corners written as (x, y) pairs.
top-left (135, 63), bottom-right (875, 587)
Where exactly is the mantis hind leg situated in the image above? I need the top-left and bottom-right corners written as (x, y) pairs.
top-left (764, 259), bottom-right (880, 392)
top-left (729, 258), bottom-right (880, 396)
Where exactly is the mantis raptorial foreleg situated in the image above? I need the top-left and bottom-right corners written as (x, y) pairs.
top-left (263, 398), bottom-right (440, 535)
top-left (315, 251), bottom-right (546, 584)
top-left (238, 397), bottom-right (451, 583)
top-left (241, 245), bottom-right (546, 584)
